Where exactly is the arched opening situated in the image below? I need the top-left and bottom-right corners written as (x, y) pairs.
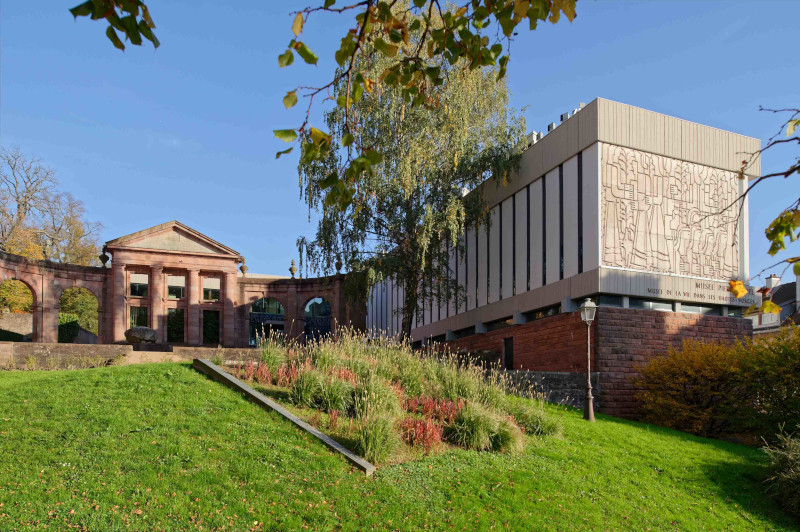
top-left (304, 296), bottom-right (331, 342)
top-left (0, 279), bottom-right (34, 342)
top-left (58, 287), bottom-right (99, 344)
top-left (249, 297), bottom-right (285, 346)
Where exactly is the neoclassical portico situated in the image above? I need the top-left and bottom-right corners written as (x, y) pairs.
top-left (99, 221), bottom-right (364, 347)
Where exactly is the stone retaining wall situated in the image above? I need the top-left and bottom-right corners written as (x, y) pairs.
top-left (2, 342), bottom-right (133, 370)
top-left (503, 370), bottom-right (600, 407)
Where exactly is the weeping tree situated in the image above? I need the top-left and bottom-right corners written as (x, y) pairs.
top-left (297, 16), bottom-right (525, 338)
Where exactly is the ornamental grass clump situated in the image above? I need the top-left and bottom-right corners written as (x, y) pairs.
top-left (504, 397), bottom-right (564, 437)
top-left (445, 402), bottom-right (523, 453)
top-left (352, 375), bottom-right (401, 418)
top-left (290, 370), bottom-right (322, 408)
top-left (354, 414), bottom-right (396, 464)
top-left (318, 375), bottom-right (354, 413)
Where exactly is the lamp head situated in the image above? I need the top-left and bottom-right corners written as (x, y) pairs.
top-left (580, 298), bottom-right (597, 324)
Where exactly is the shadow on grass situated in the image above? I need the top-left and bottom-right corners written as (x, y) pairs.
top-left (700, 458), bottom-right (796, 529)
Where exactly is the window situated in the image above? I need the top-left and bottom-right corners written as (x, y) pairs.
top-left (167, 275), bottom-right (185, 299)
top-left (727, 308), bottom-right (743, 317)
top-left (452, 326), bottom-right (475, 339)
top-left (523, 304), bottom-right (561, 322)
top-left (682, 304), bottom-right (721, 316)
top-left (130, 306), bottom-right (148, 328)
top-left (485, 316), bottom-right (514, 332)
top-left (167, 308), bottom-right (185, 343)
top-left (577, 152), bottom-right (584, 273)
top-left (541, 177), bottom-right (547, 286)
top-left (202, 310), bottom-right (220, 344)
top-left (629, 298), bottom-right (672, 312)
top-left (597, 295), bottom-right (623, 307)
top-left (130, 273), bottom-right (148, 297)
top-left (558, 164), bottom-right (564, 280)
top-left (503, 337), bottom-right (514, 370)
top-left (203, 277), bottom-right (220, 301)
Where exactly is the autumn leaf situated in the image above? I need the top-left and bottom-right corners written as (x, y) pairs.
top-left (292, 13), bottom-right (304, 37)
top-left (759, 300), bottom-right (781, 315)
top-left (728, 280), bottom-right (747, 299)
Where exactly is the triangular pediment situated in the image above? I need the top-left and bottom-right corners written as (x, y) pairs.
top-left (105, 221), bottom-right (240, 257)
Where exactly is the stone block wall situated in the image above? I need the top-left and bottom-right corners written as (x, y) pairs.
top-left (594, 307), bottom-right (752, 418)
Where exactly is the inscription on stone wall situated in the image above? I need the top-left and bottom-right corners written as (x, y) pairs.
top-left (601, 144), bottom-right (741, 279)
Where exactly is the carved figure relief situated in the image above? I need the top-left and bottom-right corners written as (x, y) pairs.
top-left (601, 144), bottom-right (740, 279)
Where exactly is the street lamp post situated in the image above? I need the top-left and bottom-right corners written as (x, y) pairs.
top-left (579, 298), bottom-right (597, 422)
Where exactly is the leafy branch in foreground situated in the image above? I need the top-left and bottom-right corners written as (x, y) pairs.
top-left (276, 0), bottom-right (576, 209)
top-left (727, 107), bottom-right (800, 315)
top-left (69, 0), bottom-right (159, 51)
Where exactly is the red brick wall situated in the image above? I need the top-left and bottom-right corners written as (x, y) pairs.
top-left (450, 312), bottom-right (589, 372)
top-left (447, 306), bottom-right (752, 420)
top-left (594, 307), bottom-right (752, 418)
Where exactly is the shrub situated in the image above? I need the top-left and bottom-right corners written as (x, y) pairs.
top-left (634, 340), bottom-right (747, 437)
top-left (352, 375), bottom-right (401, 418)
top-left (742, 330), bottom-right (800, 437)
top-left (58, 313), bottom-right (80, 343)
top-left (436, 364), bottom-right (480, 402)
top-left (290, 370), bottom-right (322, 408)
top-left (635, 333), bottom-right (800, 440)
top-left (275, 364), bottom-right (299, 388)
top-left (242, 361), bottom-right (257, 382)
top-left (763, 426), bottom-right (800, 518)
top-left (318, 376), bottom-right (354, 413)
top-left (354, 415), bottom-right (396, 464)
top-left (505, 398), bottom-right (563, 437)
top-left (404, 396), bottom-right (463, 424)
top-left (399, 417), bottom-right (443, 452)
top-left (254, 363), bottom-right (271, 385)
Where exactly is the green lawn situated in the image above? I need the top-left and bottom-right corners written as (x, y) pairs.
top-left (0, 364), bottom-right (794, 530)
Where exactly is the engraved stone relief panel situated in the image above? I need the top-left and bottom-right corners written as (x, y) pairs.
top-left (601, 144), bottom-right (740, 279)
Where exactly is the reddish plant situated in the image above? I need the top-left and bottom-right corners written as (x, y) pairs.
top-left (329, 409), bottom-right (340, 430)
top-left (275, 364), bottom-right (300, 388)
top-left (329, 366), bottom-right (358, 384)
top-left (400, 417), bottom-right (443, 453)
top-left (242, 361), bottom-right (256, 382)
top-left (233, 364), bottom-right (241, 379)
top-left (404, 396), bottom-right (464, 424)
top-left (255, 363), bottom-right (272, 385)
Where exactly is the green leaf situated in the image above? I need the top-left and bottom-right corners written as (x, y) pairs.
top-left (137, 19), bottom-right (160, 48)
top-left (319, 172), bottom-right (339, 189)
top-left (105, 26), bottom-right (125, 51)
top-left (275, 147), bottom-right (293, 159)
top-left (365, 149), bottom-right (382, 165)
top-left (373, 38), bottom-right (398, 58)
top-left (274, 129), bottom-right (298, 143)
top-left (413, 0), bottom-right (426, 7)
top-left (309, 127), bottom-right (332, 148)
top-left (120, 15), bottom-right (142, 45)
top-left (294, 41), bottom-right (318, 65)
top-left (352, 83), bottom-right (364, 103)
top-left (283, 91), bottom-right (298, 109)
top-left (341, 133), bottom-right (355, 147)
top-left (324, 0), bottom-right (335, 7)
top-left (292, 13), bottom-right (304, 37)
top-left (69, 1), bottom-right (94, 18)
top-left (278, 49), bottom-right (294, 68)
top-left (793, 261), bottom-right (800, 276)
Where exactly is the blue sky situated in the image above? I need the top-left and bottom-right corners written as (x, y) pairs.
top-left (1, 1), bottom-right (796, 284)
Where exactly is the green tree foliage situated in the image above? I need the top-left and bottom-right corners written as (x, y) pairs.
top-left (69, 0), bottom-right (158, 51)
top-left (68, 1), bottom-right (575, 210)
top-left (59, 287), bottom-right (99, 335)
top-left (0, 280), bottom-right (34, 315)
top-left (297, 15), bottom-right (526, 337)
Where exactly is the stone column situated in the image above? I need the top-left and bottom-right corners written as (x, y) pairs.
top-left (187, 269), bottom-right (201, 345)
top-left (112, 263), bottom-right (127, 343)
top-left (42, 278), bottom-right (58, 343)
top-left (151, 265), bottom-right (165, 342)
top-left (222, 271), bottom-right (237, 347)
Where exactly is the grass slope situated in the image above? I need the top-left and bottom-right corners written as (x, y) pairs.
top-left (0, 363), bottom-right (794, 530)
